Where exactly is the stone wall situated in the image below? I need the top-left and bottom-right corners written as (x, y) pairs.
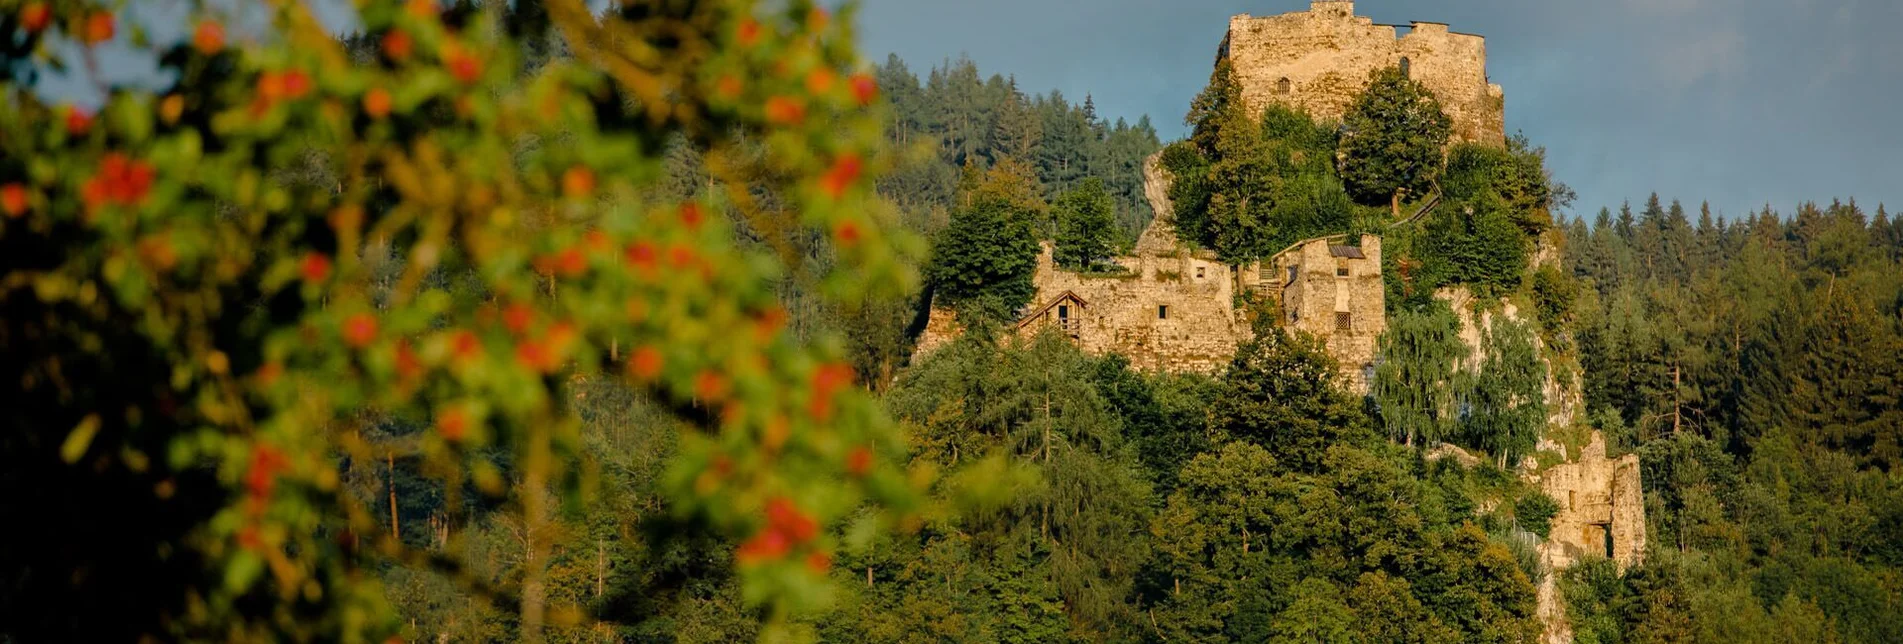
top-left (1221, 0), bottom-right (1505, 146)
top-left (1529, 430), bottom-right (1646, 644)
top-left (914, 152), bottom-right (1386, 384)
top-left (1028, 244), bottom-right (1245, 373)
top-left (1257, 234), bottom-right (1386, 391)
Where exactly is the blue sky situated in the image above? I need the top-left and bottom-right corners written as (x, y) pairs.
top-left (854, 0), bottom-right (1903, 221)
top-left (35, 0), bottom-right (1902, 222)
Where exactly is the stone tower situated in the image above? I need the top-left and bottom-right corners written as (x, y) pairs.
top-left (1219, 1), bottom-right (1506, 145)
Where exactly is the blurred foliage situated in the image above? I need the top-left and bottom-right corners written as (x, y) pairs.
top-left (0, 0), bottom-right (927, 640)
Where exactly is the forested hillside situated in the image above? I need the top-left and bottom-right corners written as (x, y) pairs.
top-left (1556, 198), bottom-right (1903, 643)
top-left (6, 1), bottom-right (1899, 642)
top-left (871, 55), bottom-right (1163, 244)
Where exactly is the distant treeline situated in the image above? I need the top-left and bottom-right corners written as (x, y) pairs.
top-left (871, 55), bottom-right (1164, 245)
top-left (1556, 196), bottom-right (1903, 643)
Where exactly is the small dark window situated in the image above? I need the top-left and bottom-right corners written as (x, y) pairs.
top-left (1335, 312), bottom-right (1352, 332)
top-left (1196, 266), bottom-right (1206, 279)
top-left (1058, 305), bottom-right (1069, 319)
top-left (1287, 266), bottom-right (1299, 283)
top-left (1276, 77), bottom-right (1292, 95)
top-left (1336, 266), bottom-right (1350, 277)
top-left (1399, 57), bottom-right (1411, 78)
top-left (1158, 305), bottom-right (1170, 320)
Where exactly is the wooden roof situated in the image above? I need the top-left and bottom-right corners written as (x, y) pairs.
top-left (1014, 290), bottom-right (1088, 329)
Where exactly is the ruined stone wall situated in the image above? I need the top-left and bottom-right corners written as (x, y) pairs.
top-left (1222, 1), bottom-right (1505, 146)
top-left (1260, 234), bottom-right (1386, 391)
top-left (1029, 246), bottom-right (1243, 373)
top-left (1530, 430), bottom-right (1646, 643)
top-left (1534, 431), bottom-right (1646, 571)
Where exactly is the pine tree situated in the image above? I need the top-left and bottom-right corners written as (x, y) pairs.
top-left (991, 81), bottom-right (1042, 164)
top-left (1187, 59), bottom-right (1243, 157)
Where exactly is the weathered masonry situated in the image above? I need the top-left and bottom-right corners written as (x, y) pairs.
top-left (1220, 0), bottom-right (1506, 146)
top-left (1255, 234), bottom-right (1385, 391)
top-left (916, 156), bottom-right (1386, 389)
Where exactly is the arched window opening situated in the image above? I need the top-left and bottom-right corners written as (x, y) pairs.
top-left (1399, 57), bottom-right (1411, 78)
top-left (1276, 77), bottom-right (1292, 95)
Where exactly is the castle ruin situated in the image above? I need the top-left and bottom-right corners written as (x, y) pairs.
top-left (915, 155), bottom-right (1388, 391)
top-left (1221, 0), bottom-right (1506, 146)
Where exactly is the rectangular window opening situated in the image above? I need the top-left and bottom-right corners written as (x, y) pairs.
top-left (1196, 266), bottom-right (1207, 279)
top-left (1337, 266), bottom-right (1351, 277)
top-left (1335, 312), bottom-right (1352, 332)
top-left (1158, 305), bottom-right (1169, 320)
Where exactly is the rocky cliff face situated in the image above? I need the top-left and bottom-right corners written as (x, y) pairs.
top-left (1135, 152), bottom-right (1180, 257)
top-left (1433, 286), bottom-right (1583, 431)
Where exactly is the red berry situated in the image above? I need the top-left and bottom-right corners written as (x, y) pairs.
top-left (363, 88), bottom-right (393, 119)
top-left (300, 252), bottom-right (331, 283)
top-left (694, 370), bottom-right (729, 402)
top-left (451, 330), bottom-right (482, 361)
top-left (805, 68), bottom-right (835, 94)
top-left (437, 408), bottom-right (468, 441)
top-left (555, 247), bottom-right (586, 276)
top-left (342, 313), bottom-right (378, 348)
top-left (680, 202), bottom-right (704, 231)
top-left (1, 183), bottom-right (27, 218)
top-left (716, 75), bottom-right (743, 100)
top-left (446, 49), bottom-right (482, 84)
top-left (834, 219), bottom-right (862, 247)
top-left (820, 153), bottom-right (862, 200)
top-left (805, 550), bottom-right (832, 573)
top-left (846, 446), bottom-right (873, 477)
top-left (282, 70), bottom-right (312, 99)
top-left (83, 12), bottom-right (114, 44)
top-left (625, 242), bottom-right (658, 272)
top-left (395, 340), bottom-right (422, 380)
top-left (502, 303), bottom-right (532, 335)
top-left (20, 3), bottom-right (51, 34)
top-left (382, 30), bottom-right (413, 61)
top-left (764, 96), bottom-right (805, 125)
top-left (736, 18), bottom-right (761, 47)
top-left (628, 345), bottom-right (663, 381)
top-left (193, 20), bottom-right (224, 55)
top-left (735, 529), bottom-right (788, 565)
top-left (765, 497), bottom-right (818, 543)
top-left (849, 73), bottom-right (878, 106)
top-left (562, 166), bottom-right (594, 198)
top-left (515, 340), bottom-right (553, 373)
top-left (65, 108), bottom-right (92, 136)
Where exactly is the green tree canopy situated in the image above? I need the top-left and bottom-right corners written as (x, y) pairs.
top-left (1054, 177), bottom-right (1117, 271)
top-left (928, 161), bottom-right (1045, 321)
top-left (1212, 329), bottom-right (1373, 473)
top-left (1339, 66), bottom-right (1453, 216)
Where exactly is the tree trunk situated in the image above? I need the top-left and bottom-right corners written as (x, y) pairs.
top-left (387, 451), bottom-right (400, 539)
